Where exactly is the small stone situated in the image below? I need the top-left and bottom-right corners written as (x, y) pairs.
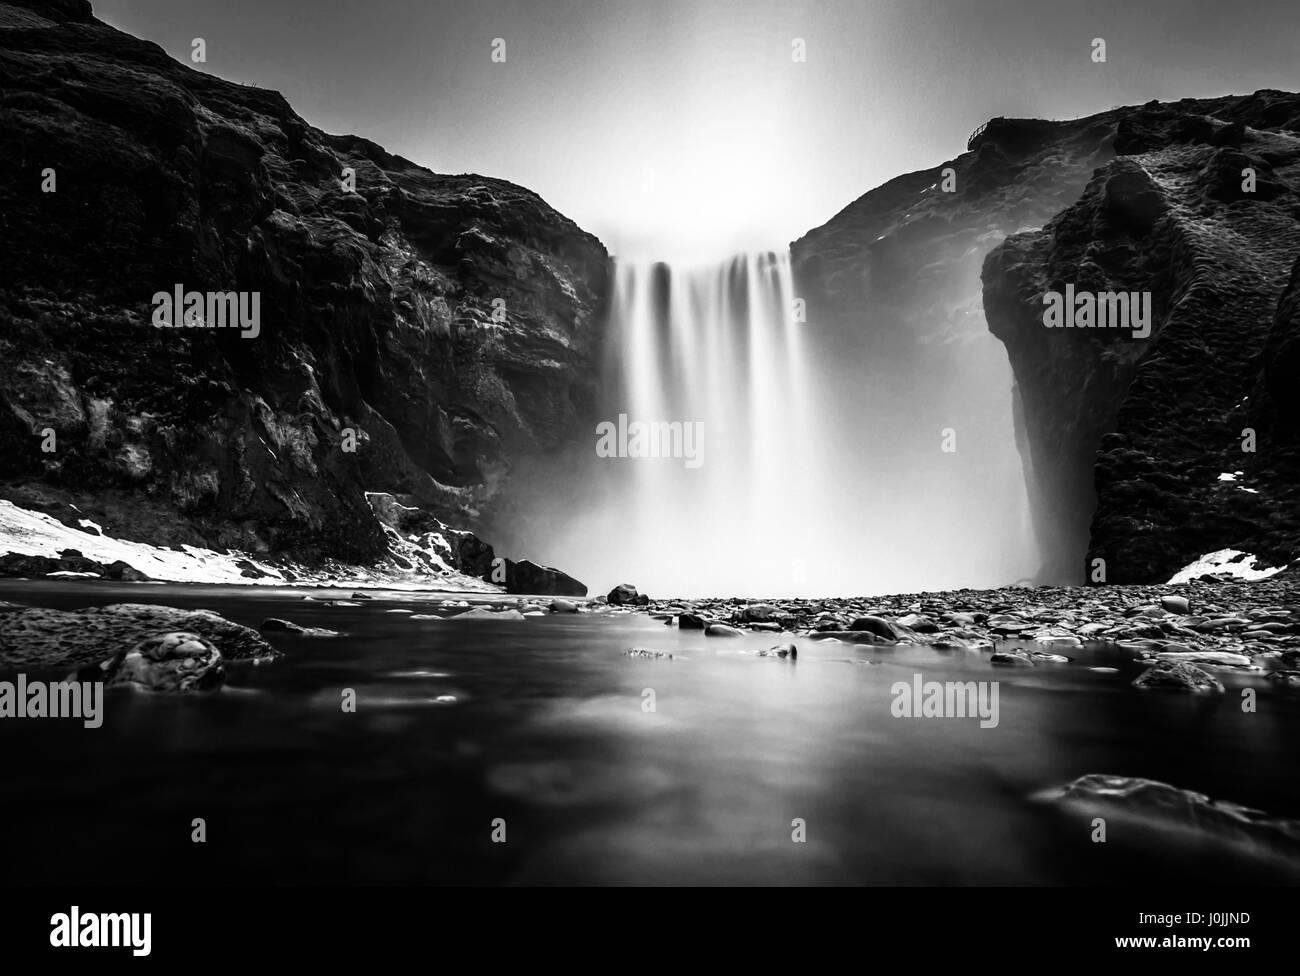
top-left (259, 618), bottom-right (339, 637)
top-left (1266, 670), bottom-right (1300, 685)
top-left (1030, 650), bottom-right (1070, 663)
top-left (261, 618), bottom-right (304, 632)
top-left (625, 647), bottom-right (673, 660)
top-left (453, 607), bottom-right (526, 621)
top-left (991, 650), bottom-right (1035, 667)
top-left (1154, 650), bottom-right (1255, 668)
top-left (705, 623), bottom-right (743, 638)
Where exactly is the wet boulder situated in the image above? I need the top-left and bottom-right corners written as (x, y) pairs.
top-left (1132, 661), bottom-right (1225, 693)
top-left (0, 603), bottom-right (279, 672)
top-left (1159, 594), bottom-right (1191, 614)
top-left (847, 616), bottom-right (901, 640)
top-left (259, 618), bottom-right (339, 637)
top-left (739, 603), bottom-right (779, 623)
top-left (705, 623), bottom-right (743, 638)
top-left (607, 583), bottom-right (648, 606)
top-left (91, 631), bottom-right (225, 692)
top-left (991, 649), bottom-right (1035, 667)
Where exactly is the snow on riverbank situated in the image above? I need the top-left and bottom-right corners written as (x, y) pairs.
top-left (1167, 548), bottom-right (1288, 584)
top-left (0, 499), bottom-right (499, 591)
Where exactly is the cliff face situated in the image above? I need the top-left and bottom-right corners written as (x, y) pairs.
top-left (983, 92), bottom-right (1300, 583)
top-left (0, 0), bottom-right (608, 570)
top-left (794, 91), bottom-right (1300, 586)
top-left (790, 110), bottom-right (1128, 585)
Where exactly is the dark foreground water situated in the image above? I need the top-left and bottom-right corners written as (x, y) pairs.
top-left (3, 581), bottom-right (1299, 885)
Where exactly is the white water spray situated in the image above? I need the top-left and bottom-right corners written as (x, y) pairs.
top-left (507, 248), bottom-right (1036, 598)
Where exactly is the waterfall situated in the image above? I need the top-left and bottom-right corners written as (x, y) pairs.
top-left (598, 252), bottom-right (822, 595)
top-left (505, 248), bottom-right (1036, 599)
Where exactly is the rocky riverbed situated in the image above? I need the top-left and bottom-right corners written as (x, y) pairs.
top-left (598, 576), bottom-right (1300, 693)
top-left (3, 576), bottom-right (1298, 696)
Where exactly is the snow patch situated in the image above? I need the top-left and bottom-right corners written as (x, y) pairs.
top-left (0, 499), bottom-right (286, 583)
top-left (0, 498), bottom-right (499, 591)
top-left (1167, 548), bottom-right (1286, 584)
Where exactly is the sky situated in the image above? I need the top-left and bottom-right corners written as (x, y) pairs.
top-left (97, 0), bottom-right (1300, 261)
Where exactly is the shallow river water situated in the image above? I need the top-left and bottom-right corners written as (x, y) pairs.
top-left (2, 581), bottom-right (1298, 885)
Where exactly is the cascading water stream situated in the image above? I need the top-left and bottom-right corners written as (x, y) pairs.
top-left (601, 252), bottom-right (821, 595)
top-left (506, 248), bottom-right (1035, 599)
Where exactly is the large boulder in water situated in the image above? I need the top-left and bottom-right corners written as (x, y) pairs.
top-left (607, 583), bottom-right (648, 606)
top-left (503, 559), bottom-right (587, 597)
top-left (0, 603), bottom-right (280, 671)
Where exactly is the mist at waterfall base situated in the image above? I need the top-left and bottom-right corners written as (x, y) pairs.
top-left (504, 251), bottom-right (1039, 599)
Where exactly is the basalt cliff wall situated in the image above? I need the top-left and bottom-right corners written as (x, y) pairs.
top-left (983, 93), bottom-right (1300, 583)
top-left (0, 0), bottom-right (607, 588)
top-left (793, 92), bottom-right (1300, 584)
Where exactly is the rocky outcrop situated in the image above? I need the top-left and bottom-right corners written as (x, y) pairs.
top-left (501, 559), bottom-right (586, 597)
top-left (363, 491), bottom-right (494, 578)
top-left (795, 92), bottom-right (1300, 586)
top-left (982, 92), bottom-right (1300, 583)
top-left (0, 551), bottom-right (148, 579)
top-left (363, 491), bottom-right (584, 592)
top-left (0, 2), bottom-right (608, 578)
top-left (0, 602), bottom-right (279, 671)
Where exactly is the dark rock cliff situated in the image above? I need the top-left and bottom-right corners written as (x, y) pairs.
top-left (793, 91), bottom-right (1300, 585)
top-left (0, 0), bottom-right (609, 573)
top-left (790, 109), bottom-right (1127, 584)
top-left (983, 92), bottom-right (1300, 583)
